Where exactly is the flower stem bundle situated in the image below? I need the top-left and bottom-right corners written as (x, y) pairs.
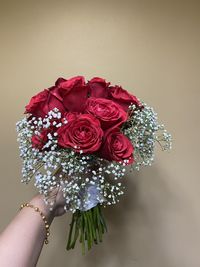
top-left (67, 204), bottom-right (107, 254)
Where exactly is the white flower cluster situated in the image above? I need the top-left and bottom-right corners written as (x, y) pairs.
top-left (122, 102), bottom-right (172, 171)
top-left (16, 109), bottom-right (126, 213)
top-left (16, 104), bottom-right (172, 213)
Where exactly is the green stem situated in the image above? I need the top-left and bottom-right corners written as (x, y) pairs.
top-left (96, 206), bottom-right (102, 242)
top-left (93, 206), bottom-right (99, 243)
top-left (66, 212), bottom-right (75, 250)
top-left (80, 213), bottom-right (85, 255)
top-left (71, 211), bottom-right (80, 249)
top-left (98, 205), bottom-right (107, 232)
top-left (88, 210), bottom-right (97, 242)
top-left (83, 212), bottom-right (92, 250)
top-left (66, 204), bottom-right (108, 253)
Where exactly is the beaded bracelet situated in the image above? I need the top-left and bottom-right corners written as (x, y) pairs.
top-left (20, 203), bottom-right (50, 244)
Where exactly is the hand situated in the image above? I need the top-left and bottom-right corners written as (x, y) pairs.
top-left (46, 185), bottom-right (66, 217)
top-left (30, 185), bottom-right (66, 223)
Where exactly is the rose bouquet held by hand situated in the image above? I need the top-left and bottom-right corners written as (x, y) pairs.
top-left (16, 76), bottom-right (172, 253)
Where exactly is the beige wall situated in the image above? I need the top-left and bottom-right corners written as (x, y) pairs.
top-left (0, 0), bottom-right (200, 266)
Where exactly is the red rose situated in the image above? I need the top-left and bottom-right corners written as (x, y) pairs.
top-left (55, 77), bottom-right (67, 87)
top-left (88, 77), bottom-right (110, 98)
top-left (48, 78), bottom-right (68, 101)
top-left (63, 112), bottom-right (78, 122)
top-left (57, 113), bottom-right (103, 153)
top-left (109, 85), bottom-right (141, 111)
top-left (25, 89), bottom-right (65, 118)
top-left (57, 76), bottom-right (89, 112)
top-left (85, 97), bottom-right (127, 130)
top-left (31, 129), bottom-right (49, 150)
top-left (100, 128), bottom-right (134, 164)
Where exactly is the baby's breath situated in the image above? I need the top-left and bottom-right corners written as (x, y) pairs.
top-left (16, 104), bottom-right (172, 213)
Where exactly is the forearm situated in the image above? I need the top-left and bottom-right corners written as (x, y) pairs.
top-left (0, 194), bottom-right (54, 267)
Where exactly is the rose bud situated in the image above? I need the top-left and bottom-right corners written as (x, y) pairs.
top-left (109, 85), bottom-right (141, 111)
top-left (31, 129), bottom-right (49, 150)
top-left (88, 77), bottom-right (110, 98)
top-left (25, 89), bottom-right (65, 118)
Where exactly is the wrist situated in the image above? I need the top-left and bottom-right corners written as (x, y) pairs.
top-left (29, 194), bottom-right (55, 224)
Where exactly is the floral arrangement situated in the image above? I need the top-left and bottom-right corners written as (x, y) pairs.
top-left (16, 76), bottom-right (172, 253)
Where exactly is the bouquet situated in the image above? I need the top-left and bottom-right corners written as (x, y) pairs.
top-left (16, 76), bottom-right (171, 253)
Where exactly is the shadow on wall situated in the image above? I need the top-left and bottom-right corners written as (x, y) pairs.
top-left (46, 166), bottom-right (176, 267)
